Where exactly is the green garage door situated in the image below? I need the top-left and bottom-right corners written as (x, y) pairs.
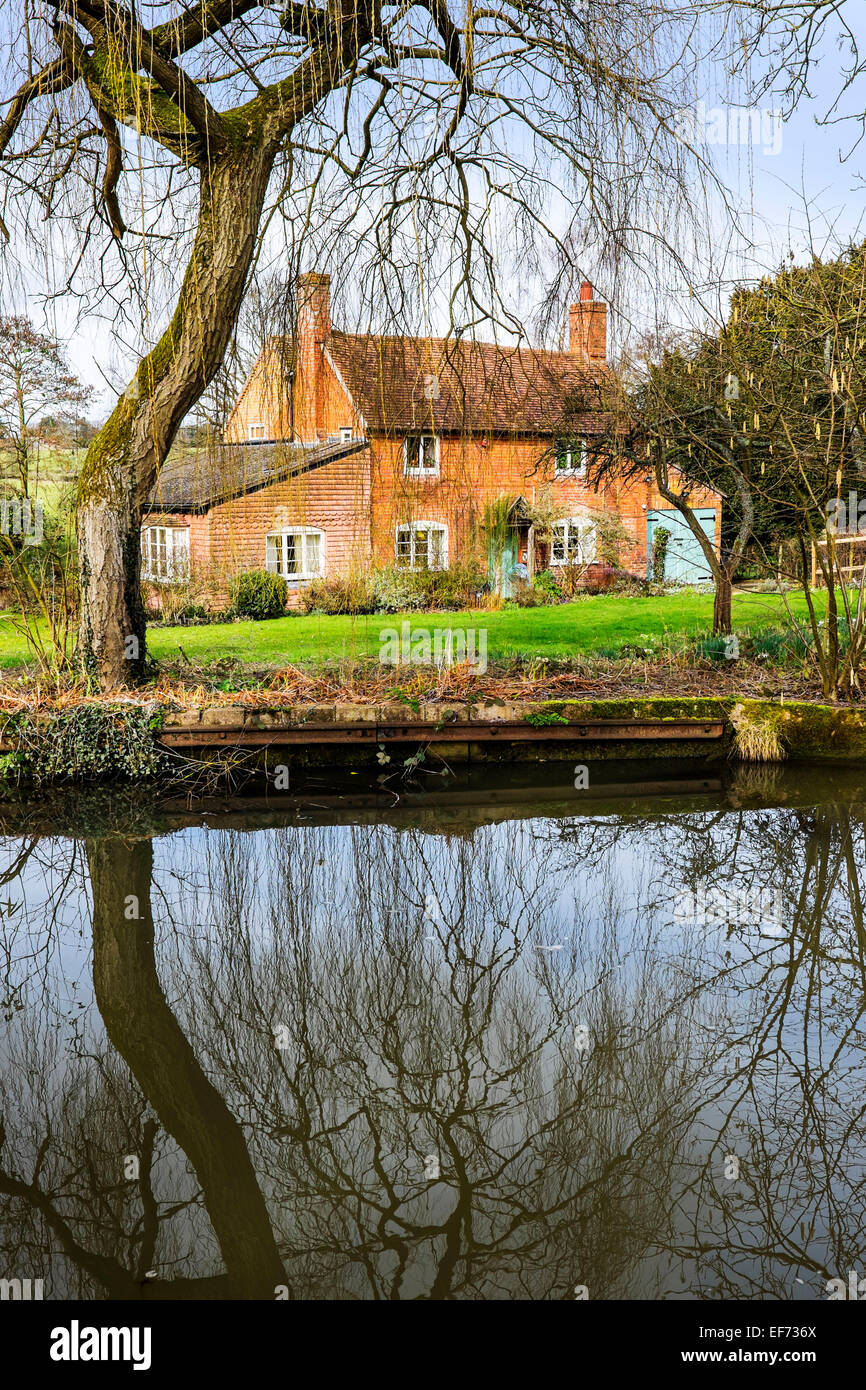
top-left (647, 509), bottom-right (716, 584)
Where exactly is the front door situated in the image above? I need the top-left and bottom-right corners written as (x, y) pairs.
top-left (488, 531), bottom-right (518, 596)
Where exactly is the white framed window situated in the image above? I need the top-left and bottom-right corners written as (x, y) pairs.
top-left (403, 434), bottom-right (440, 477)
top-left (340, 425), bottom-right (353, 443)
top-left (554, 438), bottom-right (587, 477)
top-left (265, 527), bottom-right (324, 582)
top-left (141, 526), bottom-right (190, 582)
top-left (395, 521), bottom-right (447, 570)
top-left (551, 515), bottom-right (597, 566)
top-left (248, 423), bottom-right (266, 440)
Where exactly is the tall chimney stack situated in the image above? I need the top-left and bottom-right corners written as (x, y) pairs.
top-left (295, 271), bottom-right (331, 441)
top-left (569, 281), bottom-right (607, 363)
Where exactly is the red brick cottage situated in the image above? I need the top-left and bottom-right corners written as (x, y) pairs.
top-left (141, 273), bottom-right (721, 602)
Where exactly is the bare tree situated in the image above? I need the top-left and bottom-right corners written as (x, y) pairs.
top-left (1, 1), bottom-right (711, 686)
top-left (586, 342), bottom-right (755, 635)
top-left (0, 315), bottom-right (90, 496)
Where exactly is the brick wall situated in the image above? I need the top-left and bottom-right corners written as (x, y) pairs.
top-left (367, 432), bottom-right (719, 574)
top-left (368, 432), bottom-right (612, 565)
top-left (225, 275), bottom-right (364, 445)
top-left (224, 344), bottom-right (288, 442)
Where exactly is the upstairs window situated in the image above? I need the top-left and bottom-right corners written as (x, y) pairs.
top-left (248, 423), bottom-right (266, 440)
top-left (340, 426), bottom-right (353, 442)
top-left (551, 516), bottom-right (596, 566)
top-left (266, 527), bottom-right (324, 582)
top-left (141, 526), bottom-right (190, 583)
top-left (554, 438), bottom-right (587, 477)
top-left (395, 522), bottom-right (447, 571)
top-left (404, 434), bottom-right (440, 476)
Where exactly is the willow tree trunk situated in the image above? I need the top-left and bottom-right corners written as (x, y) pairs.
top-left (77, 146), bottom-right (277, 688)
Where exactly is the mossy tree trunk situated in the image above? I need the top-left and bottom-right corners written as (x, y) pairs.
top-left (77, 147), bottom-right (276, 687)
top-left (58, 15), bottom-right (361, 691)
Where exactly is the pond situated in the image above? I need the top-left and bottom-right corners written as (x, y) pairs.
top-left (1, 759), bottom-right (865, 1301)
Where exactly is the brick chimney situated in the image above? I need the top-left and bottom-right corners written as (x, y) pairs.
top-left (295, 271), bottom-right (331, 441)
top-left (569, 281), bottom-right (607, 363)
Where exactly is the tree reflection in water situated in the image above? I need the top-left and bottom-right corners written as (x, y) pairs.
top-left (0, 774), bottom-right (864, 1299)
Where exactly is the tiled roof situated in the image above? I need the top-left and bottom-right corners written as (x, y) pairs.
top-left (327, 331), bottom-right (605, 436)
top-left (147, 437), bottom-right (366, 514)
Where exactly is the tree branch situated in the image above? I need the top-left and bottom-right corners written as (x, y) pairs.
top-left (62, 0), bottom-right (228, 152)
top-left (94, 104), bottom-right (126, 238)
top-left (152, 0), bottom-right (267, 58)
top-left (0, 56), bottom-right (75, 161)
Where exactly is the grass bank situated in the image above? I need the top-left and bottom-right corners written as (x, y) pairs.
top-left (0, 589), bottom-right (814, 671)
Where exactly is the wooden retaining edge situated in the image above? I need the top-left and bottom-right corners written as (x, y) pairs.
top-left (156, 718), bottom-right (726, 748)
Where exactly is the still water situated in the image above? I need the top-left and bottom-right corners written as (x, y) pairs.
top-left (1, 760), bottom-right (865, 1300)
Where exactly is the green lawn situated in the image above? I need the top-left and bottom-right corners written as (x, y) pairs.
top-left (0, 589), bottom-right (815, 670)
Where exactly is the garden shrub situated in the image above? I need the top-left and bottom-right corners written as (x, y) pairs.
top-left (371, 565), bottom-right (427, 612)
top-left (229, 569), bottom-right (288, 620)
top-left (174, 604), bottom-right (209, 624)
top-left (147, 600), bottom-right (221, 627)
top-left (299, 573), bottom-right (375, 614)
top-left (688, 627), bottom-right (812, 668)
top-left (532, 569), bottom-right (563, 603)
top-left (424, 559), bottom-right (487, 610)
top-left (370, 561), bottom-right (486, 613)
top-left (605, 573), bottom-right (648, 596)
top-left (510, 584), bottom-right (543, 607)
top-left (581, 565), bottom-right (645, 595)
top-left (694, 635), bottom-right (730, 662)
top-left (752, 630), bottom-right (810, 663)
top-left (142, 569), bottom-right (215, 624)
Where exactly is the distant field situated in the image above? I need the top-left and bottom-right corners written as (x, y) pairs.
top-left (0, 589), bottom-right (817, 671)
top-left (0, 444), bottom-right (84, 513)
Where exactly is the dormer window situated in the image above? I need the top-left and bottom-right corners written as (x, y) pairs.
top-left (248, 423), bottom-right (266, 441)
top-left (554, 438), bottom-right (587, 477)
top-left (340, 426), bottom-right (353, 443)
top-left (404, 434), bottom-right (440, 477)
